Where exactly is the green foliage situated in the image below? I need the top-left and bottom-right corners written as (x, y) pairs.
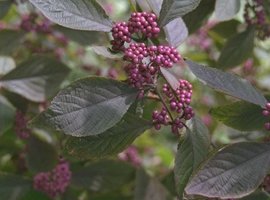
top-left (29, 0), bottom-right (113, 32)
top-left (159, 0), bottom-right (201, 27)
top-left (64, 112), bottom-right (151, 160)
top-left (0, 56), bottom-right (70, 102)
top-left (186, 60), bottom-right (267, 107)
top-left (218, 27), bottom-right (256, 69)
top-left (186, 142), bottom-right (270, 199)
top-left (210, 101), bottom-right (268, 131)
top-left (174, 117), bottom-right (210, 199)
top-left (214, 0), bottom-right (241, 21)
top-left (34, 77), bottom-right (138, 136)
top-left (0, 30), bottom-right (25, 55)
top-left (71, 160), bottom-right (135, 193)
top-left (26, 133), bottom-right (58, 173)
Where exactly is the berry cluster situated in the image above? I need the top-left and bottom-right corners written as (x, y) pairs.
top-left (33, 160), bottom-right (71, 198)
top-left (110, 12), bottom-right (192, 133)
top-left (111, 12), bottom-right (160, 51)
top-left (15, 111), bottom-right (31, 139)
top-left (128, 12), bottom-right (160, 38)
top-left (148, 45), bottom-right (181, 68)
top-left (111, 12), bottom-right (181, 95)
top-left (244, 0), bottom-right (270, 40)
top-left (20, 13), bottom-right (52, 34)
top-left (118, 146), bottom-right (141, 167)
top-left (262, 102), bottom-right (270, 131)
top-left (152, 80), bottom-right (194, 134)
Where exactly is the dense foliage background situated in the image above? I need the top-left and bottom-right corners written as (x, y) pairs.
top-left (0, 0), bottom-right (270, 200)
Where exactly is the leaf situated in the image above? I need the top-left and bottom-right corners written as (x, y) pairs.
top-left (146, 0), bottom-right (188, 47)
top-left (214, 0), bottom-right (241, 21)
top-left (0, 173), bottom-right (31, 200)
top-left (91, 46), bottom-right (122, 59)
top-left (174, 117), bottom-right (210, 199)
top-left (134, 169), bottom-right (171, 200)
top-left (160, 67), bottom-right (180, 90)
top-left (29, 0), bottom-right (113, 32)
top-left (185, 60), bottom-right (267, 107)
top-left (210, 101), bottom-right (268, 131)
top-left (210, 19), bottom-right (241, 38)
top-left (33, 77), bottom-right (138, 137)
top-left (0, 30), bottom-right (25, 55)
top-left (183, 0), bottom-right (215, 34)
top-left (0, 0), bottom-right (12, 19)
top-left (54, 25), bottom-right (105, 46)
top-left (0, 56), bottom-right (70, 102)
top-left (26, 134), bottom-right (58, 173)
top-left (71, 160), bottom-right (135, 192)
top-left (164, 18), bottom-right (188, 47)
top-left (0, 56), bottom-right (15, 75)
top-left (159, 0), bottom-right (201, 27)
top-left (21, 190), bottom-right (51, 200)
top-left (186, 142), bottom-right (270, 199)
top-left (64, 112), bottom-right (151, 160)
top-left (240, 191), bottom-right (270, 200)
top-left (0, 95), bottom-right (15, 135)
top-left (217, 27), bottom-right (255, 69)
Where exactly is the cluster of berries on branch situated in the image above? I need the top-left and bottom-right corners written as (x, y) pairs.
top-left (262, 102), bottom-right (270, 131)
top-left (111, 12), bottom-right (181, 92)
top-left (152, 80), bottom-right (195, 134)
top-left (244, 0), bottom-right (270, 40)
top-left (33, 159), bottom-right (71, 198)
top-left (110, 12), bottom-right (194, 134)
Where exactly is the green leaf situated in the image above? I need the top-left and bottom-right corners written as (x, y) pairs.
top-left (240, 191), bottom-right (270, 200)
top-left (210, 19), bottom-right (241, 38)
top-left (159, 0), bottom-right (201, 27)
top-left (174, 117), bottom-right (210, 199)
top-left (64, 112), bottom-right (151, 160)
top-left (20, 190), bottom-right (51, 200)
top-left (164, 18), bottom-right (188, 47)
top-left (0, 173), bottom-right (31, 200)
top-left (91, 46), bottom-right (122, 59)
top-left (0, 30), bottom-right (25, 55)
top-left (185, 60), bottom-right (267, 107)
top-left (214, 0), bottom-right (241, 21)
top-left (146, 0), bottom-right (188, 47)
top-left (0, 56), bottom-right (70, 102)
top-left (183, 0), bottom-right (215, 34)
top-left (0, 56), bottom-right (15, 76)
top-left (186, 142), bottom-right (270, 199)
top-left (29, 0), bottom-right (113, 32)
top-left (160, 67), bottom-right (180, 90)
top-left (217, 27), bottom-right (255, 69)
top-left (134, 169), bottom-right (171, 200)
top-left (34, 77), bottom-right (138, 137)
top-left (26, 134), bottom-right (58, 173)
top-left (0, 0), bottom-right (12, 19)
top-left (0, 95), bottom-right (15, 135)
top-left (210, 101), bottom-right (268, 131)
top-left (54, 25), bottom-right (105, 46)
top-left (71, 160), bottom-right (135, 192)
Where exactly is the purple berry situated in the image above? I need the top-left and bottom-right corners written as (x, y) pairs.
top-left (265, 122), bottom-right (270, 131)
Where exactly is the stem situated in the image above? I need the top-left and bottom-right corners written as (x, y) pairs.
top-left (155, 89), bottom-right (174, 121)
